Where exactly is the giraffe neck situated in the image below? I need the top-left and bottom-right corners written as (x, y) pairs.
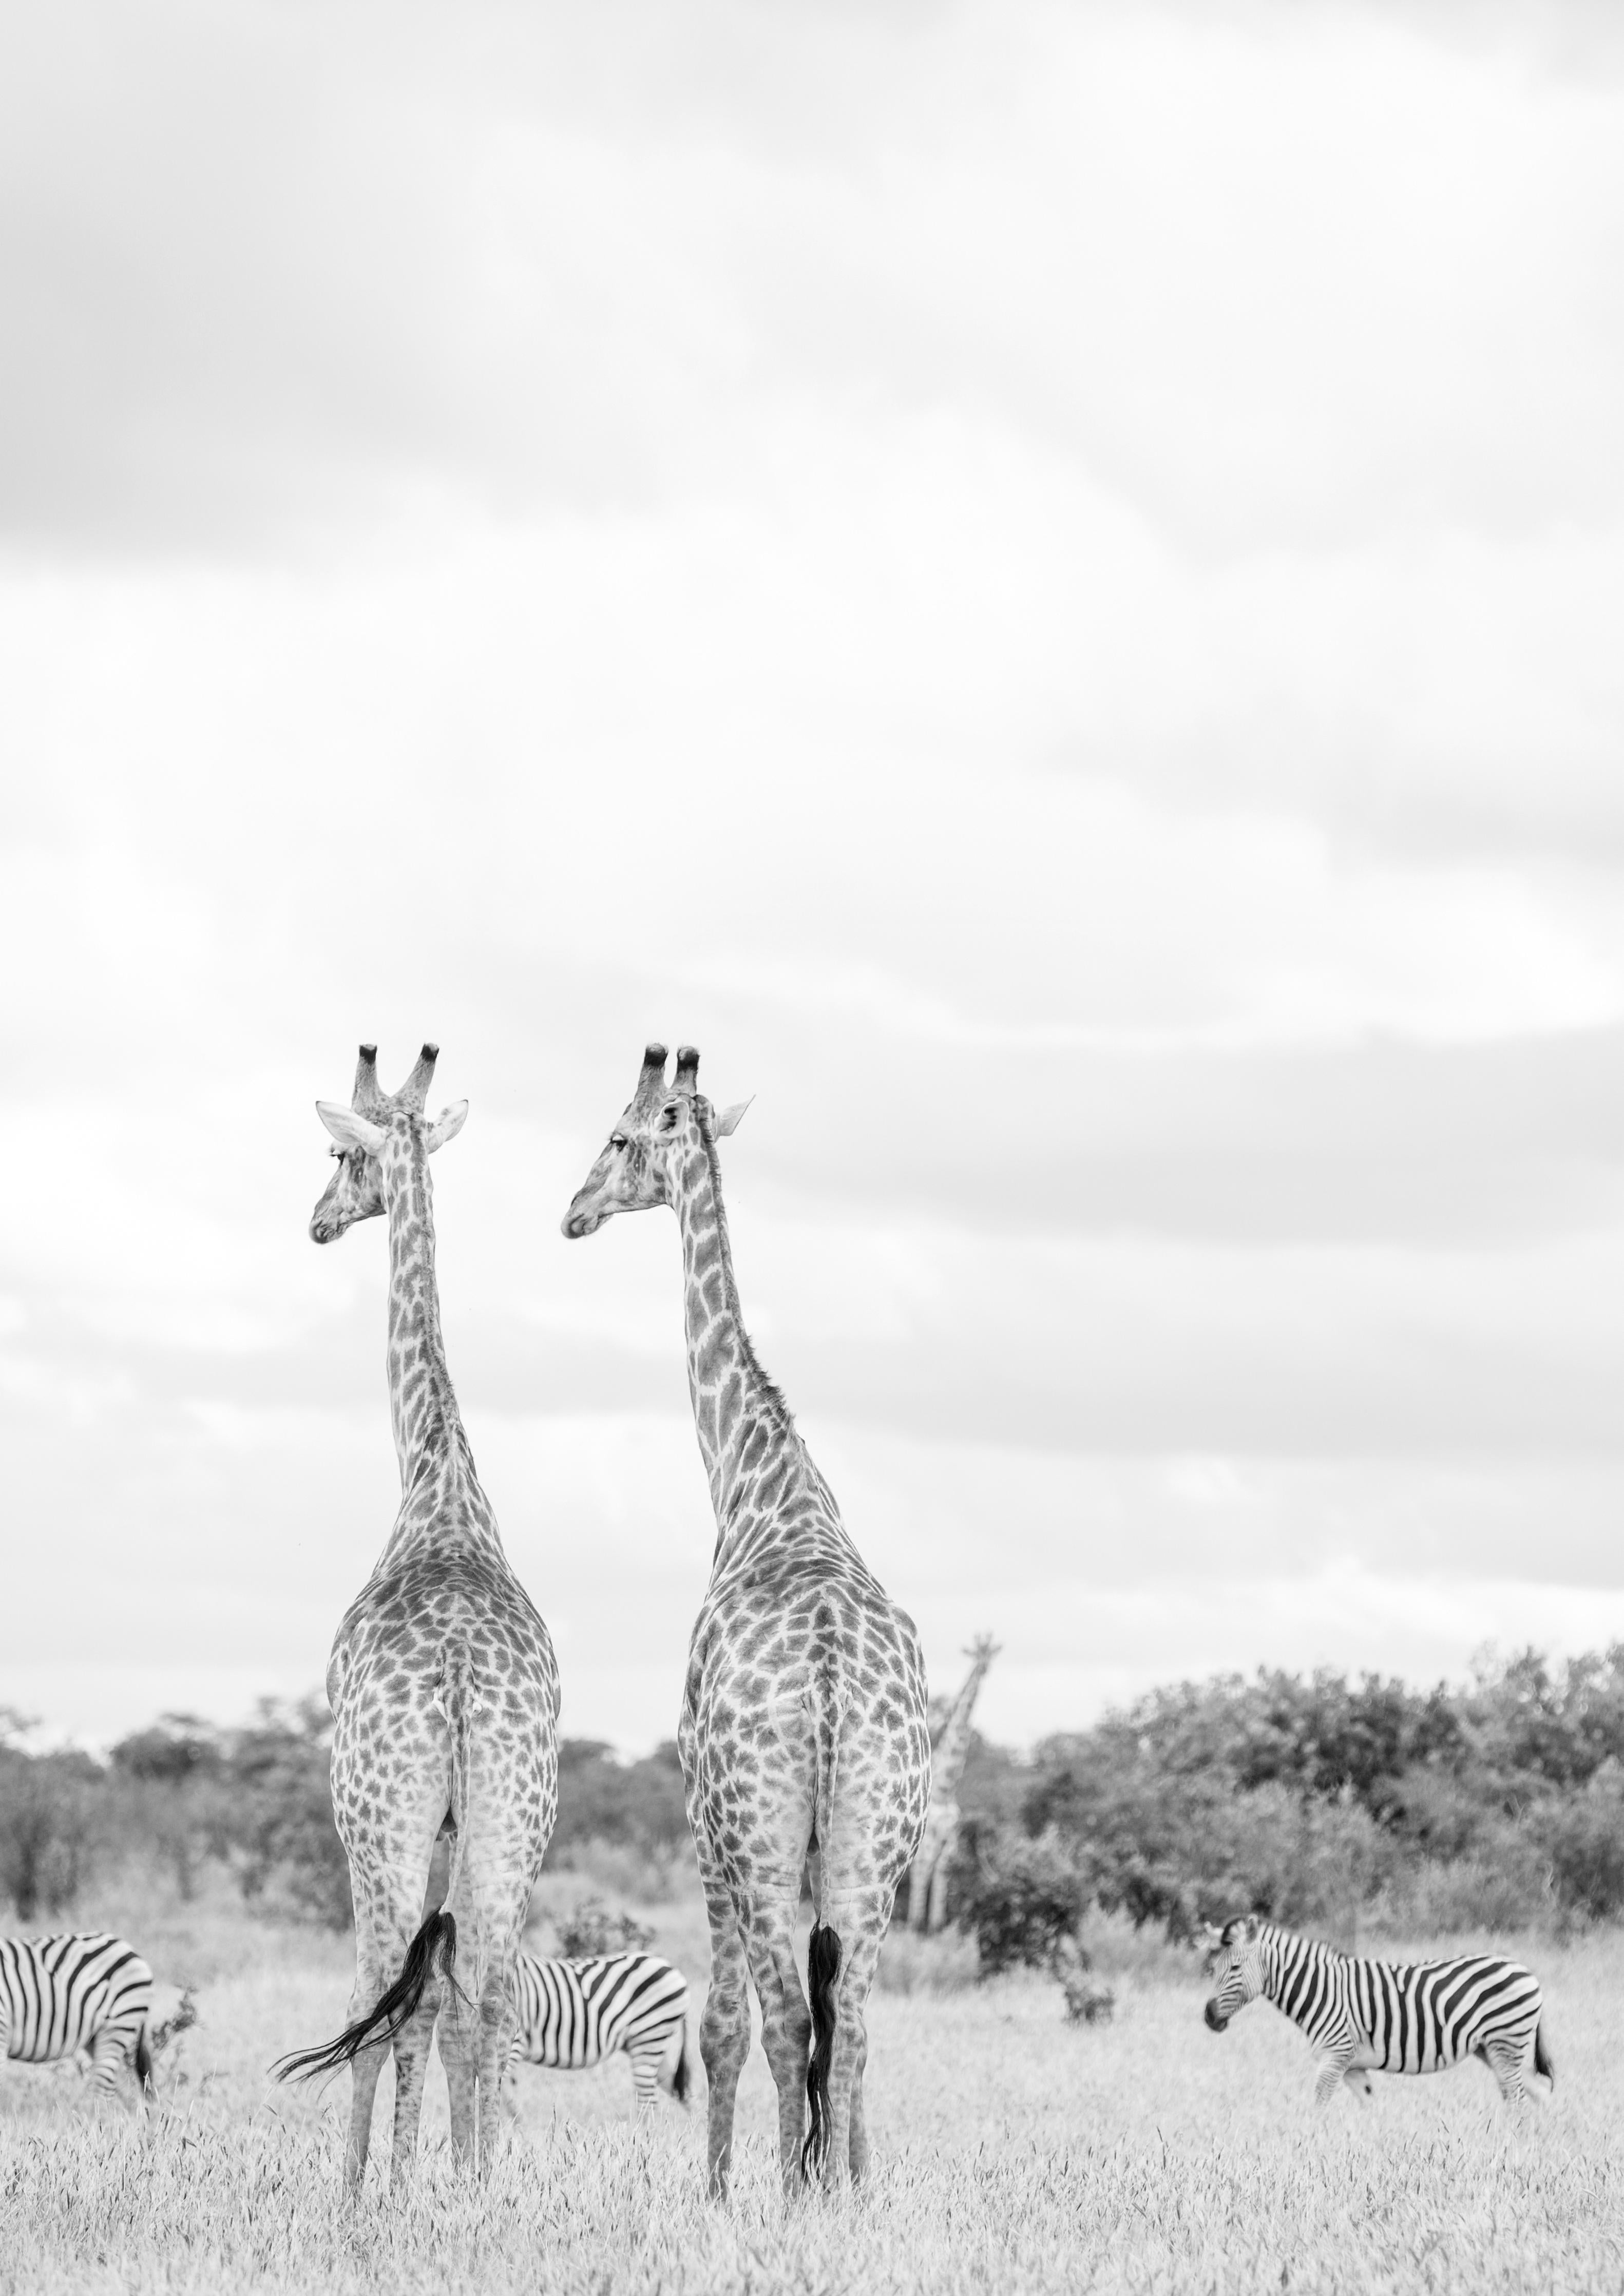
top-left (668, 1128), bottom-right (800, 1543)
top-left (932, 1660), bottom-right (990, 1799)
top-left (380, 1130), bottom-right (468, 1495)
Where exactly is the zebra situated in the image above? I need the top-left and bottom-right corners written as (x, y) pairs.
top-left (1200, 1915), bottom-right (1555, 2107)
top-left (505, 1950), bottom-right (690, 2115)
top-left (1, 1933), bottom-right (159, 2107)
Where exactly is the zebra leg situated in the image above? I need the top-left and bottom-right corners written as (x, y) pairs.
top-left (1312, 2053), bottom-right (1354, 2107)
top-left (630, 2049), bottom-right (660, 2117)
top-left (1482, 2040), bottom-right (1527, 2104)
top-left (87, 2026), bottom-right (142, 2115)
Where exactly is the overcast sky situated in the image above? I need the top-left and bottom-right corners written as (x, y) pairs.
top-left (5, 0), bottom-right (1624, 1753)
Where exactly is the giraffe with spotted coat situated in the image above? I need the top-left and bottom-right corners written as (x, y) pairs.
top-left (277, 1044), bottom-right (559, 2192)
top-left (562, 1043), bottom-right (931, 2197)
top-left (910, 1634), bottom-right (999, 1934)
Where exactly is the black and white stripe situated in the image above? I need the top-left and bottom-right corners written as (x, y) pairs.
top-left (1202, 1916), bottom-right (1554, 2106)
top-left (507, 1950), bottom-right (690, 2112)
top-left (1, 1934), bottom-right (156, 2103)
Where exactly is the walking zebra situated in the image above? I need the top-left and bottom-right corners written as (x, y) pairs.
top-left (506, 1951), bottom-right (690, 2114)
top-left (1, 1934), bottom-right (157, 2106)
top-left (1201, 1916), bottom-right (1554, 2106)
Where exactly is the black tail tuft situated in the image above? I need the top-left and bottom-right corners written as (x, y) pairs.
top-left (672, 2018), bottom-right (691, 2106)
top-left (273, 1910), bottom-right (458, 2084)
top-left (800, 1919), bottom-right (841, 2183)
top-left (1535, 2021), bottom-right (1556, 2089)
top-left (133, 2029), bottom-right (154, 2094)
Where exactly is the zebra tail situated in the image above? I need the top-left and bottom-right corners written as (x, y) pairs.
top-left (672, 2018), bottom-right (691, 2106)
top-left (1535, 2021), bottom-right (1556, 2089)
top-left (272, 1910), bottom-right (458, 2083)
top-left (800, 1919), bottom-right (840, 2181)
top-left (133, 2027), bottom-right (154, 2094)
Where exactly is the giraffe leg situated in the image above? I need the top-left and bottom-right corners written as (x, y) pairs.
top-left (695, 1840), bottom-right (752, 2199)
top-left (844, 1945), bottom-right (876, 2182)
top-left (926, 1861), bottom-right (949, 1936)
top-left (387, 1981), bottom-right (444, 2189)
top-left (808, 1893), bottom-right (886, 2191)
top-left (737, 1890), bottom-right (813, 2193)
top-left (473, 1977), bottom-right (520, 2177)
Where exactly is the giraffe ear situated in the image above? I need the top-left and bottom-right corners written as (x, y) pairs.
top-left (426, 1100), bottom-right (469, 1153)
top-left (713, 1098), bottom-right (753, 1139)
top-left (316, 1101), bottom-right (386, 1156)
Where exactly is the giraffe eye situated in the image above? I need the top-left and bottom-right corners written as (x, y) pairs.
top-left (610, 1133), bottom-right (628, 1151)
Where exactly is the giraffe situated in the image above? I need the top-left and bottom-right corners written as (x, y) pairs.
top-left (561, 1043), bottom-right (931, 2197)
top-left (275, 1044), bottom-right (559, 2193)
top-left (909, 1635), bottom-right (1000, 1933)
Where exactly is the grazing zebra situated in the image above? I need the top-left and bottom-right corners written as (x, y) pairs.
top-left (506, 1950), bottom-right (690, 2114)
top-left (1, 1934), bottom-right (157, 2106)
top-left (1201, 1916), bottom-right (1554, 2107)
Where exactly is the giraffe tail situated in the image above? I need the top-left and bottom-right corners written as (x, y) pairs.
top-left (801, 1918), bottom-right (840, 2178)
top-left (801, 1668), bottom-right (845, 2180)
top-left (436, 1641), bottom-right (480, 1917)
top-left (274, 1647), bottom-right (479, 2088)
top-left (272, 1911), bottom-right (459, 2082)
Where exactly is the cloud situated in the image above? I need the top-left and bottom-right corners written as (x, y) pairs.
top-left (5, 0), bottom-right (1624, 1743)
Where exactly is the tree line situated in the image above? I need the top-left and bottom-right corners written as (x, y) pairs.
top-left (4, 1646), bottom-right (1622, 1938)
top-left (948, 1644), bottom-right (1624, 1943)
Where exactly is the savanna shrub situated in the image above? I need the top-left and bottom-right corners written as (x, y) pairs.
top-left (1535, 1759), bottom-right (1624, 1922)
top-left (0, 1745), bottom-right (109, 1921)
top-left (554, 1895), bottom-right (656, 1958)
top-left (951, 1822), bottom-right (1084, 1977)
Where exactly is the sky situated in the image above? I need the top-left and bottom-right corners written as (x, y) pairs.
top-left (4, 0), bottom-right (1624, 1755)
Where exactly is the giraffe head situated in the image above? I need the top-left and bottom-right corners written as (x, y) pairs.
top-left (560, 1042), bottom-right (751, 1239)
top-left (309, 1042), bottom-right (469, 1243)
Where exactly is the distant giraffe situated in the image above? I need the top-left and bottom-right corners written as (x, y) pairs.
top-left (276, 1044), bottom-right (559, 2192)
top-left (910, 1635), bottom-right (1000, 1934)
top-left (562, 1044), bottom-right (931, 2196)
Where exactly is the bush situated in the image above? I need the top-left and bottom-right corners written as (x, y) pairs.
top-left (0, 1744), bottom-right (109, 1921)
top-left (229, 1698), bottom-right (351, 1929)
top-left (950, 1822), bottom-right (1084, 1978)
top-left (553, 1895), bottom-right (655, 1958)
top-left (1534, 1759), bottom-right (1624, 1922)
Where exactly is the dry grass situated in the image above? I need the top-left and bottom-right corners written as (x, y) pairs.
top-left (3, 1896), bottom-right (1621, 2296)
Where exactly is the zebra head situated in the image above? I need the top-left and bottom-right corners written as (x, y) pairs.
top-left (1202, 1915), bottom-right (1265, 2034)
top-left (560, 1043), bottom-right (751, 1240)
top-left (310, 1043), bottom-right (469, 1243)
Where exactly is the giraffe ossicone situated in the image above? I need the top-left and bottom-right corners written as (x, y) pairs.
top-left (562, 1041), bottom-right (931, 2197)
top-left (277, 1042), bottom-right (559, 2196)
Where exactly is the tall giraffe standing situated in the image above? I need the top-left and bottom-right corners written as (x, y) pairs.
top-left (562, 1044), bottom-right (931, 2197)
top-left (910, 1635), bottom-right (1000, 1933)
top-left (277, 1044), bottom-right (559, 2191)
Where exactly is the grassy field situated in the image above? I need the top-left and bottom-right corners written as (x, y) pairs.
top-left (2, 1881), bottom-right (1620, 2296)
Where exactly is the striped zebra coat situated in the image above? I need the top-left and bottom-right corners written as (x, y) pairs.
top-left (1, 1934), bottom-right (157, 2105)
top-left (1202, 1916), bottom-right (1554, 2107)
top-left (505, 1951), bottom-right (690, 2114)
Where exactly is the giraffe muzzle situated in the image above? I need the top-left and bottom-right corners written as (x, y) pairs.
top-left (561, 1205), bottom-right (601, 1240)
